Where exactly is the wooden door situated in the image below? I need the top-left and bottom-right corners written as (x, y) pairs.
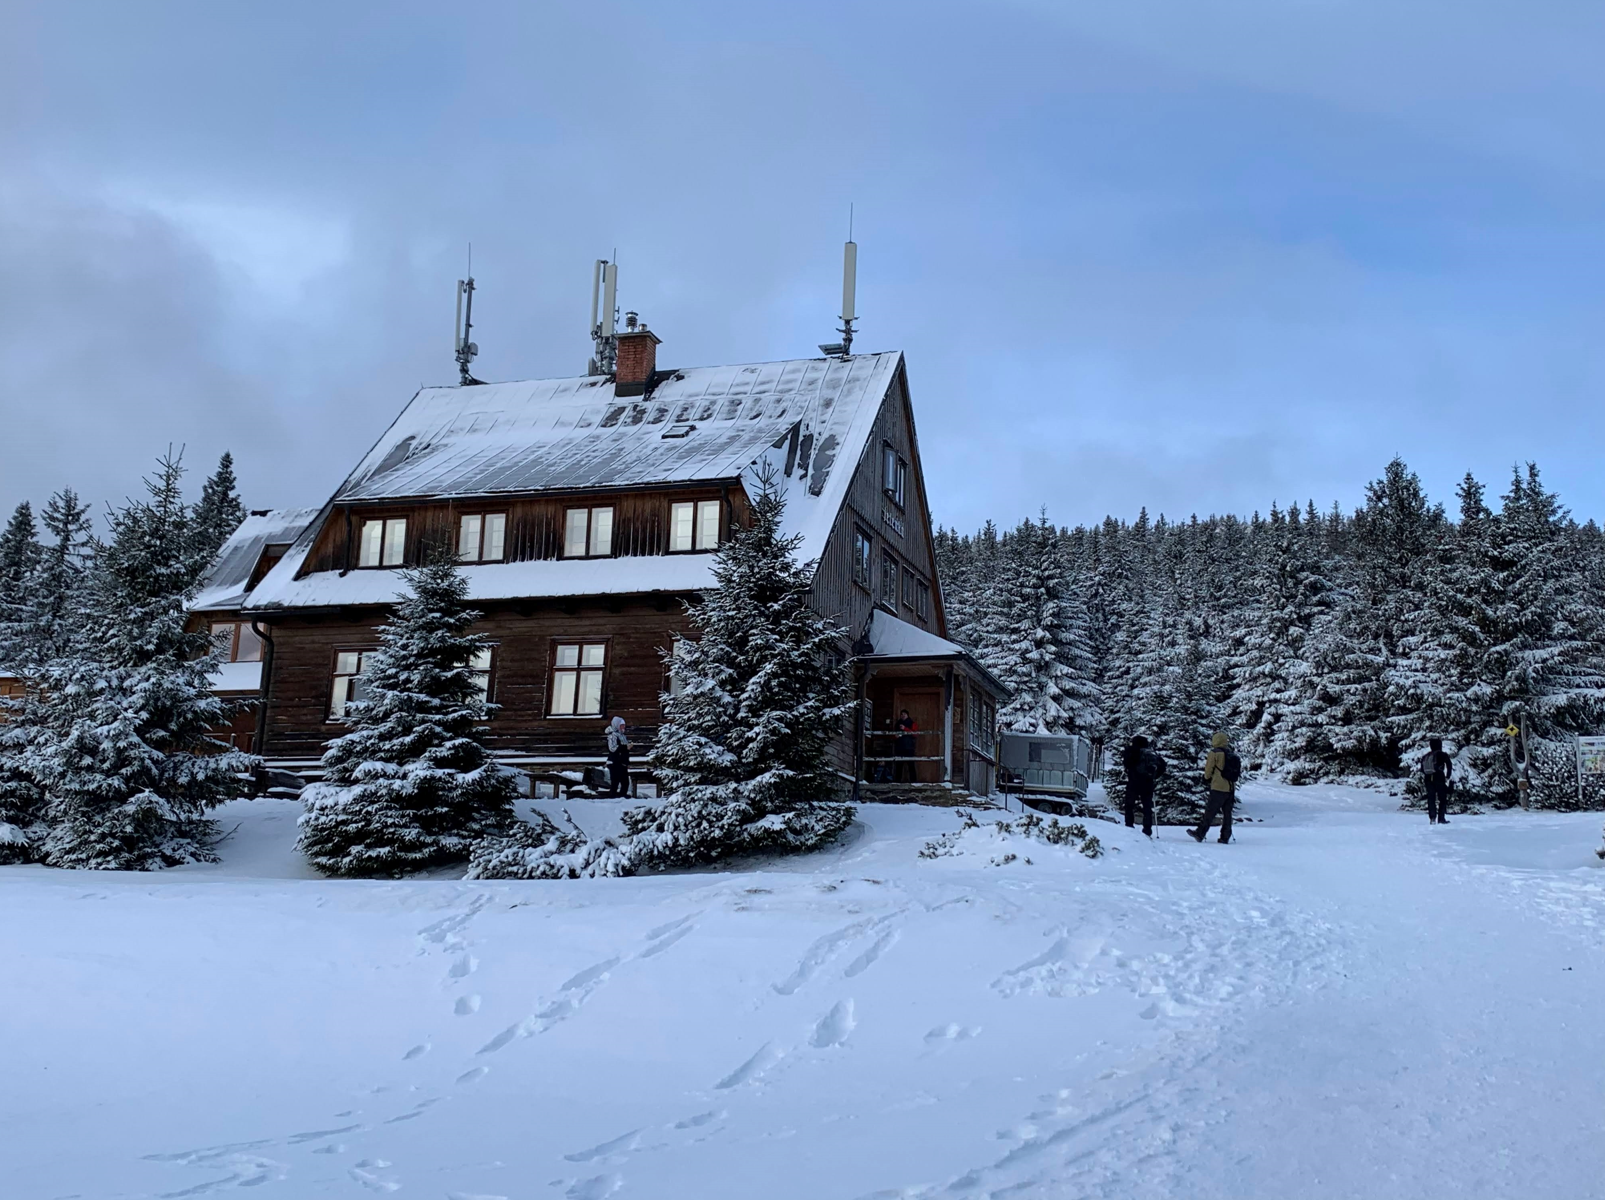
top-left (891, 687), bottom-right (944, 783)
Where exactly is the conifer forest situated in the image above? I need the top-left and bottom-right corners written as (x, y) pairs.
top-left (936, 456), bottom-right (1605, 814)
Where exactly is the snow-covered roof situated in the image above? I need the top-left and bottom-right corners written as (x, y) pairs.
top-left (245, 352), bottom-right (902, 613)
top-left (246, 551), bottom-right (716, 611)
top-left (866, 609), bottom-right (969, 659)
top-left (191, 508), bottom-right (321, 613)
top-left (335, 353), bottom-right (902, 504)
top-left (863, 610), bottom-right (1010, 697)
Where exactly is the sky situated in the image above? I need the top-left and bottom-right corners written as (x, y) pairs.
top-left (5, 1), bottom-right (1605, 534)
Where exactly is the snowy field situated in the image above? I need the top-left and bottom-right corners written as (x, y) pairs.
top-left (5, 784), bottom-right (1605, 1200)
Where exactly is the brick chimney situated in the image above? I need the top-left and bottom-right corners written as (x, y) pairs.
top-left (614, 311), bottom-right (660, 397)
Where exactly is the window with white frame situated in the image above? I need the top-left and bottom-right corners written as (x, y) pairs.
top-left (564, 507), bottom-right (614, 558)
top-left (665, 637), bottom-right (692, 698)
top-left (880, 550), bottom-right (898, 608)
top-left (669, 499), bottom-right (722, 552)
top-left (209, 621), bottom-right (264, 663)
top-left (469, 646), bottom-right (495, 704)
top-left (882, 444), bottom-right (907, 508)
top-left (852, 527), bottom-right (873, 588)
top-left (329, 649), bottom-right (377, 719)
top-left (457, 513), bottom-right (507, 562)
top-left (550, 642), bottom-right (607, 715)
top-left (358, 517), bottom-right (407, 567)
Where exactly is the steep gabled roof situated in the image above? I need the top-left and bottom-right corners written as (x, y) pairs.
top-left (244, 352), bottom-right (902, 612)
top-left (335, 352), bottom-right (902, 502)
top-left (191, 507), bottom-right (321, 613)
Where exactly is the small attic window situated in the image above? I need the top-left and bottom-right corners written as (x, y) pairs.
top-left (662, 423), bottom-right (696, 439)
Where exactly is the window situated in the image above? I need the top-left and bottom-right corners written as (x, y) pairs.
top-left (457, 513), bottom-right (507, 562)
top-left (329, 649), bottom-right (376, 720)
top-left (358, 517), bottom-right (407, 567)
top-left (470, 646), bottom-right (495, 704)
top-left (882, 444), bottom-right (907, 508)
top-left (902, 568), bottom-right (916, 609)
top-left (665, 637), bottom-right (691, 698)
top-left (852, 528), bottom-right (873, 589)
top-left (550, 642), bottom-right (607, 715)
top-left (669, 499), bottom-right (722, 552)
top-left (564, 507), bottom-right (614, 557)
top-left (916, 579), bottom-right (930, 620)
top-left (209, 622), bottom-right (263, 663)
top-left (880, 550), bottom-right (898, 608)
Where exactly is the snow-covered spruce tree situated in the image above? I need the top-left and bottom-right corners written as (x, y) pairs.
top-left (0, 501), bottom-right (45, 860)
top-left (470, 465), bottom-right (856, 880)
top-left (190, 451), bottom-right (248, 572)
top-left (298, 552), bottom-right (520, 877)
top-left (37, 455), bottom-right (254, 869)
top-left (990, 514), bottom-right (1103, 736)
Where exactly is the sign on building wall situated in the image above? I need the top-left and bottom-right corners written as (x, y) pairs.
top-left (1577, 736), bottom-right (1605, 805)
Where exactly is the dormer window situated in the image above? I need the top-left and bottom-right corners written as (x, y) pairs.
top-left (358, 518), bottom-right (406, 568)
top-left (669, 500), bottom-right (721, 552)
top-left (457, 513), bottom-right (507, 563)
top-left (564, 507), bottom-right (614, 558)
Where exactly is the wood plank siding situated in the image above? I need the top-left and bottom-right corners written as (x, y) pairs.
top-left (259, 597), bottom-right (695, 762)
top-left (299, 485), bottom-right (751, 576)
top-left (807, 362), bottom-right (945, 641)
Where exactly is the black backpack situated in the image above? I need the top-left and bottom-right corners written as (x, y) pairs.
top-left (1220, 747), bottom-right (1242, 784)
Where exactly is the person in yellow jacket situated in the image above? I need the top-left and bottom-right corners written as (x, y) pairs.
top-left (1188, 731), bottom-right (1238, 844)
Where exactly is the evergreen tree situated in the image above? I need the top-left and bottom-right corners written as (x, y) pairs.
top-left (990, 515), bottom-right (1102, 736)
top-left (36, 455), bottom-right (253, 869)
top-left (190, 451), bottom-right (248, 572)
top-left (298, 552), bottom-right (520, 877)
top-left (471, 466), bottom-right (856, 879)
top-left (0, 501), bottom-right (41, 638)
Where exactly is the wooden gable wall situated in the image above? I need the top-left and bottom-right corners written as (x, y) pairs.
top-left (806, 359), bottom-right (946, 644)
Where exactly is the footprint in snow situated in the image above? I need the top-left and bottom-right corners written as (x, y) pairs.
top-left (638, 924), bottom-right (695, 958)
top-left (403, 1043), bottom-right (431, 1059)
top-left (645, 914), bottom-right (695, 940)
top-left (773, 919), bottom-right (882, 995)
top-left (565, 1173), bottom-right (624, 1200)
top-left (715, 1042), bottom-right (785, 1089)
top-left (673, 1110), bottom-right (724, 1130)
top-left (456, 1066), bottom-right (489, 1085)
top-left (810, 999), bottom-right (857, 1048)
top-left (560, 957), bottom-right (620, 992)
top-left (923, 1023), bottom-right (980, 1044)
top-left (349, 1159), bottom-right (401, 1193)
top-left (563, 1128), bottom-right (641, 1162)
top-left (455, 994), bottom-right (481, 1015)
top-left (843, 930), bottom-right (897, 978)
top-left (449, 953), bottom-right (478, 979)
top-left (287, 1124), bottom-right (362, 1144)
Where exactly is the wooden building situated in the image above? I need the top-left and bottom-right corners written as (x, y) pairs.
top-left (215, 326), bottom-right (1007, 799)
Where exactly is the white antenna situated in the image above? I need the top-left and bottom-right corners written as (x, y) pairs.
top-left (820, 207), bottom-right (858, 358)
top-left (588, 257), bottom-right (620, 375)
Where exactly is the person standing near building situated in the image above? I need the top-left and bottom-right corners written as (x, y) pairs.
top-left (894, 709), bottom-right (917, 783)
top-left (1120, 735), bottom-right (1166, 837)
top-left (605, 715), bottom-right (632, 798)
top-left (1189, 731), bottom-right (1240, 844)
top-left (1421, 737), bottom-right (1453, 824)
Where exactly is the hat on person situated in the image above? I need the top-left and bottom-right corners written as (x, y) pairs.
top-left (1211, 731), bottom-right (1229, 748)
top-left (610, 716), bottom-right (626, 730)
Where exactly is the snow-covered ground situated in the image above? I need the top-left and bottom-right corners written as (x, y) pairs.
top-left (5, 784), bottom-right (1605, 1199)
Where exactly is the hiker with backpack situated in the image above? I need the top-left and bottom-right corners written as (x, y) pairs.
top-left (1420, 737), bottom-right (1454, 824)
top-left (1121, 735), bottom-right (1167, 837)
top-left (1189, 731), bottom-right (1240, 844)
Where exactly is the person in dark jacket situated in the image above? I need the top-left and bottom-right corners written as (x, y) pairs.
top-left (1421, 737), bottom-right (1453, 824)
top-left (605, 716), bottom-right (632, 798)
top-left (894, 709), bottom-right (917, 783)
top-left (1121, 735), bottom-right (1165, 836)
top-left (1189, 731), bottom-right (1237, 844)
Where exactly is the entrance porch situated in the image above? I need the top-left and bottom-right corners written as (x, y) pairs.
top-left (852, 611), bottom-right (1008, 804)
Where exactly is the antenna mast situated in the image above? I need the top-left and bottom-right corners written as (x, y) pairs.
top-left (454, 253), bottom-right (483, 385)
top-left (820, 206), bottom-right (857, 358)
top-left (588, 258), bottom-right (619, 375)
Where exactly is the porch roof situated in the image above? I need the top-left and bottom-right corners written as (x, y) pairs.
top-left (860, 610), bottom-right (1009, 698)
